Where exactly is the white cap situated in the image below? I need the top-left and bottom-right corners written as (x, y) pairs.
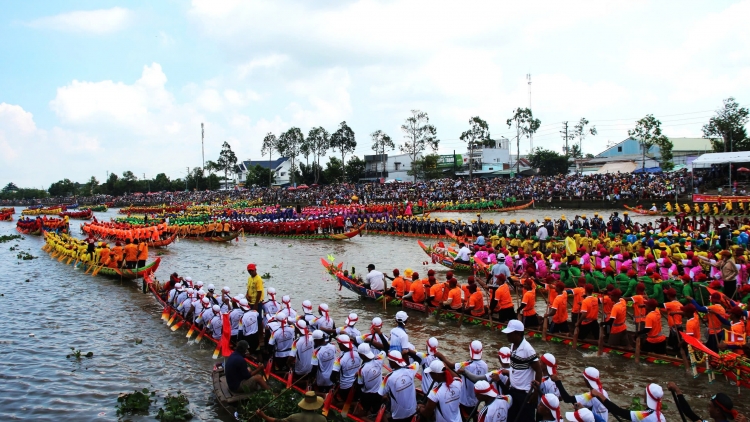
top-left (424, 360), bottom-right (446, 374)
top-left (175, 283), bottom-right (183, 290)
top-left (312, 330), bottom-right (325, 340)
top-left (371, 317), bottom-right (383, 327)
top-left (276, 310), bottom-right (288, 321)
top-left (233, 294), bottom-right (243, 302)
top-left (184, 277), bottom-right (192, 282)
top-left (222, 286), bottom-right (230, 292)
top-left (336, 334), bottom-right (351, 344)
top-left (287, 316), bottom-right (295, 325)
top-left (541, 393), bottom-right (560, 413)
top-left (302, 300), bottom-right (312, 310)
top-left (319, 303), bottom-right (329, 311)
top-left (282, 295), bottom-right (291, 303)
top-left (387, 350), bottom-right (407, 367)
top-left (541, 353), bottom-right (557, 375)
top-left (470, 340), bottom-right (483, 359)
top-left (719, 224), bottom-right (727, 228)
top-left (395, 311), bottom-right (408, 322)
top-left (186, 288), bottom-right (194, 294)
top-left (207, 284), bottom-right (215, 290)
top-left (645, 383), bottom-right (663, 411)
top-left (195, 280), bottom-right (203, 286)
top-left (427, 337), bottom-right (439, 355)
top-left (212, 305), bottom-right (220, 312)
top-left (239, 298), bottom-right (250, 309)
top-left (197, 289), bottom-right (206, 296)
top-left (566, 408), bottom-right (595, 422)
top-left (497, 253), bottom-right (506, 260)
top-left (296, 320), bottom-right (307, 330)
top-left (357, 343), bottom-right (375, 359)
top-left (267, 287), bottom-right (276, 295)
top-left (583, 367), bottom-right (601, 391)
top-left (498, 347), bottom-right (511, 364)
top-left (473, 380), bottom-right (498, 398)
top-left (347, 313), bottom-right (358, 326)
top-left (501, 319), bottom-right (524, 333)
top-left (201, 297), bottom-right (210, 304)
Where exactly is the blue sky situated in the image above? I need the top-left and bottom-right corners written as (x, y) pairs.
top-left (1, 0), bottom-right (749, 187)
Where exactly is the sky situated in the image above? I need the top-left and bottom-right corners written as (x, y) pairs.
top-left (1, 0), bottom-right (750, 188)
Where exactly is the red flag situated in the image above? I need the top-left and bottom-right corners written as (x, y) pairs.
top-left (220, 312), bottom-right (232, 357)
top-left (680, 331), bottom-right (720, 358)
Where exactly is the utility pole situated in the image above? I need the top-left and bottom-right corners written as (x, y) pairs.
top-left (186, 167), bottom-right (189, 191)
top-left (527, 73), bottom-right (532, 151)
top-left (560, 121), bottom-right (569, 155)
top-left (201, 123), bottom-right (205, 173)
top-left (469, 140), bottom-right (474, 179)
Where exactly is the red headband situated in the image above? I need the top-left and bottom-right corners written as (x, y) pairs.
top-left (572, 410), bottom-right (586, 422)
top-left (583, 370), bottom-right (603, 393)
top-left (474, 383), bottom-right (498, 396)
top-left (540, 355), bottom-right (557, 375)
top-left (541, 395), bottom-right (561, 422)
top-left (711, 397), bottom-right (738, 419)
top-left (646, 385), bottom-right (662, 421)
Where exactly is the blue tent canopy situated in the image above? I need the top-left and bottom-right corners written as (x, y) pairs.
top-left (633, 167), bottom-right (662, 174)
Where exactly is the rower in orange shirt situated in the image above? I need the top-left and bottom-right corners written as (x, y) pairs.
top-left (99, 243), bottom-right (111, 268)
top-left (428, 276), bottom-right (444, 307)
top-left (601, 289), bottom-right (629, 347)
top-left (723, 307), bottom-right (746, 351)
top-left (110, 241), bottom-right (124, 268)
top-left (467, 284), bottom-right (486, 317)
top-left (517, 279), bottom-right (538, 327)
top-left (403, 272), bottom-right (425, 304)
top-left (681, 304), bottom-right (700, 343)
top-left (491, 274), bottom-right (516, 322)
top-left (578, 284), bottom-right (600, 340)
top-left (630, 283), bottom-right (648, 331)
top-left (123, 239), bottom-right (138, 269)
top-left (545, 282), bottom-right (569, 333)
top-left (136, 239), bottom-right (148, 268)
top-left (637, 299), bottom-right (667, 354)
top-left (661, 288), bottom-right (682, 353)
top-left (387, 269), bottom-right (407, 298)
top-left (569, 277), bottom-right (586, 326)
top-left (442, 278), bottom-right (464, 310)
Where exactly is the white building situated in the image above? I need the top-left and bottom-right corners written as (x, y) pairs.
top-left (236, 157), bottom-right (292, 186)
top-left (456, 138), bottom-right (511, 177)
top-left (362, 153), bottom-right (422, 182)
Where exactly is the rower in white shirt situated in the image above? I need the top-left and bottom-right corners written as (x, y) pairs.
top-left (365, 264), bottom-right (385, 292)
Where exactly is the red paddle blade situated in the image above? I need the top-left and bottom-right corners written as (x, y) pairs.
top-left (375, 404), bottom-right (386, 422)
top-left (321, 391), bottom-right (333, 416)
top-left (286, 370), bottom-right (293, 388)
top-left (264, 358), bottom-right (273, 378)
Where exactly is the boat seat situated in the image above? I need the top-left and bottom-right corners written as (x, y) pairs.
top-left (212, 369), bottom-right (253, 404)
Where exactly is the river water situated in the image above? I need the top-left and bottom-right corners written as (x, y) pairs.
top-left (0, 207), bottom-right (745, 421)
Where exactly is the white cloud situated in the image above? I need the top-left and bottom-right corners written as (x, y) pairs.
top-left (237, 54), bottom-right (289, 79)
top-left (27, 7), bottom-right (133, 34)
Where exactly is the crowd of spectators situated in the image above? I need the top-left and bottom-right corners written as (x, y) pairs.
top-left (1, 169), bottom-right (693, 207)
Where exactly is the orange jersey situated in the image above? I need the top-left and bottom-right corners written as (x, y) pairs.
top-left (521, 290), bottom-right (536, 317)
top-left (707, 304), bottom-right (727, 335)
top-left (123, 244), bottom-right (138, 261)
top-left (493, 284), bottom-right (514, 311)
top-left (137, 243), bottom-right (148, 260)
top-left (468, 291), bottom-right (485, 316)
top-left (571, 287), bottom-right (585, 313)
top-left (727, 322), bottom-right (746, 346)
top-left (551, 292), bottom-right (568, 324)
top-left (580, 296), bottom-right (599, 325)
top-left (601, 295), bottom-right (613, 316)
top-left (663, 300), bottom-right (683, 327)
top-left (645, 310), bottom-right (666, 344)
top-left (685, 317), bottom-right (700, 341)
top-left (446, 287), bottom-right (463, 310)
top-left (609, 299), bottom-right (628, 334)
top-left (391, 277), bottom-right (407, 297)
top-left (410, 281), bottom-right (425, 303)
top-left (632, 295), bottom-right (646, 323)
top-left (547, 284), bottom-right (558, 305)
top-left (429, 283), bottom-right (445, 307)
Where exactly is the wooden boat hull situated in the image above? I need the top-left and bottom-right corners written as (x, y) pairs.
top-left (149, 232), bottom-right (178, 247)
top-left (417, 240), bottom-right (475, 273)
top-left (428, 200), bottom-right (534, 213)
top-left (76, 258), bottom-right (161, 279)
top-left (183, 231), bottom-right (241, 242)
top-left (365, 230), bottom-right (454, 241)
top-left (243, 224), bottom-right (365, 241)
top-left (0, 212), bottom-right (13, 222)
top-left (624, 205), bottom-right (660, 215)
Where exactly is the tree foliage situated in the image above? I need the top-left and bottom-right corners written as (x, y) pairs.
top-left (408, 154), bottom-right (444, 180)
top-left (702, 97), bottom-right (750, 152)
top-left (370, 130), bottom-right (394, 177)
top-left (528, 148), bottom-right (570, 176)
top-left (244, 164), bottom-right (275, 187)
top-left (323, 156), bottom-right (343, 183)
top-left (216, 141), bottom-right (238, 187)
top-left (330, 121), bottom-right (356, 182)
top-left (572, 118), bottom-right (597, 156)
top-left (460, 116), bottom-right (490, 178)
top-left (261, 133), bottom-right (279, 187)
top-left (307, 127), bottom-right (330, 184)
top-left (2, 183), bottom-right (19, 192)
top-left (506, 108), bottom-right (541, 171)
top-left (628, 114), bottom-right (673, 169)
top-left (346, 156), bottom-right (366, 183)
top-left (400, 110), bottom-right (439, 182)
top-left (48, 178), bottom-right (79, 197)
top-left (278, 128), bottom-right (304, 185)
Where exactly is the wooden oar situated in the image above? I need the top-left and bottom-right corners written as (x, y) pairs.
top-left (572, 317), bottom-right (581, 350)
top-left (340, 384), bottom-right (356, 417)
top-left (161, 305), bottom-right (171, 321)
top-left (185, 323), bottom-right (196, 339)
top-left (597, 304), bottom-right (606, 356)
top-left (635, 335), bottom-right (642, 364)
top-left (195, 326), bottom-right (207, 344)
top-left (542, 296), bottom-right (551, 341)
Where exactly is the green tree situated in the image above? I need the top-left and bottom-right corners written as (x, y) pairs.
top-left (2, 183), bottom-right (18, 192)
top-left (152, 173), bottom-right (171, 191)
top-left (278, 128), bottom-right (304, 185)
top-left (245, 164), bottom-right (275, 187)
top-left (82, 176), bottom-right (99, 195)
top-left (48, 179), bottom-right (79, 197)
top-left (400, 110), bottom-right (439, 182)
top-left (217, 141), bottom-right (238, 188)
top-left (307, 127), bottom-right (330, 184)
top-left (569, 144), bottom-right (583, 159)
top-left (323, 157), bottom-right (343, 183)
top-left (702, 97), bottom-right (750, 152)
top-left (460, 116), bottom-right (490, 178)
top-left (330, 121), bottom-right (356, 182)
top-left (528, 148), bottom-right (570, 176)
top-left (506, 108), bottom-right (541, 172)
top-left (408, 154), bottom-right (444, 180)
top-left (345, 156), bottom-right (366, 183)
top-left (371, 130), bottom-right (394, 179)
top-left (628, 114), bottom-right (673, 170)
top-left (571, 118), bottom-right (597, 156)
top-left (261, 133), bottom-right (279, 187)
top-left (204, 160), bottom-right (220, 190)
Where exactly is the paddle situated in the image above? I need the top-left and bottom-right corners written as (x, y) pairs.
top-left (635, 334), bottom-right (642, 364)
top-left (597, 304), bottom-right (606, 356)
top-left (542, 297), bottom-right (551, 342)
top-left (572, 315), bottom-right (581, 350)
top-left (321, 387), bottom-right (335, 417)
top-left (374, 404), bottom-right (387, 422)
top-left (671, 390), bottom-right (688, 422)
top-left (340, 384), bottom-right (356, 417)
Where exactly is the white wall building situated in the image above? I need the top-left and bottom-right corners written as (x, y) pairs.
top-left (236, 157), bottom-right (292, 186)
top-left (363, 153), bottom-right (422, 182)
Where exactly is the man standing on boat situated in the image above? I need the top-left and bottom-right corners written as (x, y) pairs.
top-left (502, 320), bottom-right (542, 422)
top-left (364, 264), bottom-right (385, 293)
top-left (246, 263), bottom-right (265, 311)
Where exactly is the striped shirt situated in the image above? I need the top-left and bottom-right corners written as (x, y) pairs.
top-left (509, 339), bottom-right (537, 392)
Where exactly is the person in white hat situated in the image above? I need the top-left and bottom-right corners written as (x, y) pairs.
top-left (219, 286), bottom-right (232, 312)
top-left (300, 300), bottom-right (315, 325)
top-left (473, 380), bottom-right (512, 422)
top-left (502, 319), bottom-right (542, 422)
top-left (356, 343), bottom-right (385, 416)
top-left (565, 407), bottom-right (595, 422)
top-left (238, 298), bottom-right (260, 354)
top-left (290, 320), bottom-right (314, 379)
top-left (389, 311), bottom-right (413, 353)
top-left (262, 287), bottom-right (279, 322)
top-left (177, 288), bottom-right (194, 318)
top-left (311, 303), bottom-right (336, 335)
top-left (361, 317), bottom-right (389, 352)
top-left (268, 310), bottom-right (295, 370)
top-left (280, 295), bottom-right (297, 319)
top-left (331, 334), bottom-right (362, 404)
top-left (538, 353), bottom-right (560, 399)
top-left (537, 393), bottom-right (561, 422)
top-left (174, 283), bottom-right (188, 310)
top-left (440, 340), bottom-right (488, 415)
top-left (228, 296), bottom-right (245, 342)
top-left (416, 337), bottom-right (440, 390)
top-left (206, 284), bottom-right (220, 307)
top-left (336, 313), bottom-right (362, 346)
top-left (167, 282), bottom-right (182, 307)
top-left (209, 304), bottom-right (223, 340)
top-left (554, 367), bottom-right (609, 422)
top-left (380, 350), bottom-right (419, 422)
top-left (417, 360), bottom-right (462, 422)
top-left (199, 298), bottom-right (216, 326)
top-left (310, 329), bottom-right (338, 392)
top-left (590, 383), bottom-right (666, 422)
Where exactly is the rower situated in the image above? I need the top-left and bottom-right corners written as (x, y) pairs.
top-left (364, 264), bottom-right (385, 293)
top-left (578, 284), bottom-right (600, 340)
top-left (455, 242), bottom-right (471, 264)
top-left (280, 295), bottom-right (297, 319)
top-left (491, 274), bottom-right (516, 323)
top-left (310, 329), bottom-right (337, 392)
top-left (356, 343), bottom-right (386, 417)
top-left (123, 239), bottom-right (137, 269)
top-left (361, 317), bottom-right (389, 351)
top-left (380, 350), bottom-right (419, 422)
top-left (263, 288), bottom-right (279, 322)
top-left (200, 301), bottom-right (216, 328)
top-left (438, 340), bottom-right (488, 418)
top-left (167, 282), bottom-right (182, 308)
top-left (538, 353), bottom-right (560, 399)
top-left (637, 299), bottom-right (667, 354)
top-left (209, 305), bottom-right (223, 340)
top-left (418, 360), bottom-right (462, 422)
top-left (206, 284), bottom-right (220, 307)
top-left (387, 269), bottom-right (406, 298)
top-left (537, 393), bottom-right (561, 422)
top-left (467, 283), bottom-right (486, 318)
top-left (590, 383), bottom-right (665, 422)
top-left (238, 299), bottom-right (260, 354)
top-left (136, 238), bottom-right (148, 268)
top-left (300, 300), bottom-right (315, 325)
top-left (268, 311), bottom-right (295, 371)
top-left (224, 340), bottom-right (270, 394)
top-left (517, 279), bottom-right (538, 327)
top-left (229, 298), bottom-right (244, 343)
top-left (219, 286), bottom-right (232, 313)
top-left (473, 380), bottom-right (512, 422)
top-left (601, 289), bottom-right (629, 347)
top-left (403, 271), bottom-right (426, 304)
top-left (311, 303), bottom-right (336, 335)
top-left (564, 408), bottom-right (596, 422)
top-left (331, 334), bottom-right (362, 404)
top-left (668, 381), bottom-right (745, 422)
top-left (177, 288), bottom-right (195, 319)
top-left (416, 337), bottom-right (440, 390)
top-left (546, 282), bottom-right (569, 333)
top-left (554, 366), bottom-right (609, 421)
top-left (336, 313), bottom-right (362, 345)
top-left (389, 311), bottom-right (413, 353)
top-left (290, 320), bottom-right (314, 380)
top-left (194, 297), bottom-right (210, 326)
top-left (443, 279), bottom-right (464, 311)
